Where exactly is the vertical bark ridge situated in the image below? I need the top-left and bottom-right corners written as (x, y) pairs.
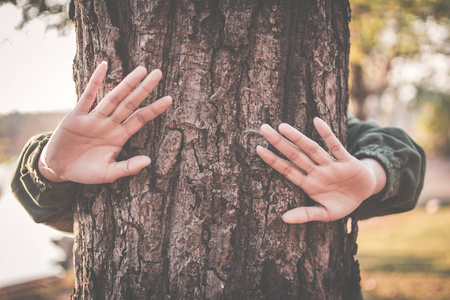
top-left (158, 0), bottom-right (178, 98)
top-left (103, 0), bottom-right (134, 73)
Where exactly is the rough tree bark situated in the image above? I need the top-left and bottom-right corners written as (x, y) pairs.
top-left (71, 0), bottom-right (360, 299)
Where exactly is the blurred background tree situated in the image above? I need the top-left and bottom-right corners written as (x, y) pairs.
top-left (2, 0), bottom-right (449, 157)
top-left (350, 0), bottom-right (450, 157)
top-left (350, 0), bottom-right (450, 116)
top-left (413, 87), bottom-right (450, 156)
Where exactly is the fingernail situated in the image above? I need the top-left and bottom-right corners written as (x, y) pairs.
top-left (278, 123), bottom-right (289, 130)
top-left (151, 69), bottom-right (162, 76)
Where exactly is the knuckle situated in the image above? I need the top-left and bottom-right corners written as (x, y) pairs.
top-left (81, 92), bottom-right (93, 100)
top-left (149, 104), bottom-right (163, 117)
top-left (136, 111), bottom-right (147, 124)
top-left (95, 110), bottom-right (108, 118)
top-left (110, 115), bottom-right (122, 123)
top-left (291, 134), bottom-right (303, 145)
top-left (322, 130), bottom-right (333, 139)
top-left (330, 143), bottom-right (341, 153)
top-left (309, 143), bottom-right (320, 155)
top-left (304, 164), bottom-right (314, 174)
top-left (273, 134), bottom-right (283, 145)
top-left (266, 155), bottom-right (277, 166)
top-left (325, 211), bottom-right (333, 222)
top-left (124, 101), bottom-right (137, 112)
top-left (304, 209), bottom-right (311, 222)
top-left (287, 150), bottom-right (300, 162)
top-left (126, 160), bottom-right (132, 174)
top-left (109, 95), bottom-right (122, 106)
top-left (123, 80), bottom-right (135, 90)
top-left (141, 85), bottom-right (153, 94)
top-left (281, 165), bottom-right (292, 177)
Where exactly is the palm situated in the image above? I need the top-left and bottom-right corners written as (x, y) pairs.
top-left (47, 115), bottom-right (127, 183)
top-left (257, 118), bottom-right (377, 224)
top-left (300, 156), bottom-right (375, 221)
top-left (39, 62), bottom-right (172, 184)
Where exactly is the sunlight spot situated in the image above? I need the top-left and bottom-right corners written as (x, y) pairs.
top-left (364, 278), bottom-right (377, 291)
top-left (426, 199), bottom-right (441, 214)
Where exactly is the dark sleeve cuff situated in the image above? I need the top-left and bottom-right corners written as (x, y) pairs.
top-left (352, 144), bottom-right (401, 203)
top-left (11, 133), bottom-right (76, 233)
top-left (347, 116), bottom-right (426, 220)
top-left (25, 136), bottom-right (76, 201)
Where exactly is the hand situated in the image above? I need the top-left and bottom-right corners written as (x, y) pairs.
top-left (257, 118), bottom-right (386, 224)
top-left (38, 62), bottom-right (172, 184)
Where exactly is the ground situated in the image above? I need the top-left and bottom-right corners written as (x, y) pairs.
top-left (358, 206), bottom-right (450, 300)
top-left (1, 156), bottom-right (449, 299)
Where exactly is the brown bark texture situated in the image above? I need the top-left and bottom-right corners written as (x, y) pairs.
top-left (71, 0), bottom-right (360, 299)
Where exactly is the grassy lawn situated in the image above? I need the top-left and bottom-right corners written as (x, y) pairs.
top-left (2, 207), bottom-right (448, 299)
top-left (357, 206), bottom-right (450, 300)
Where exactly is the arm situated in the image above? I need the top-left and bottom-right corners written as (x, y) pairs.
top-left (11, 133), bottom-right (76, 233)
top-left (347, 115), bottom-right (426, 219)
top-left (257, 116), bottom-right (425, 223)
top-left (11, 62), bottom-right (172, 232)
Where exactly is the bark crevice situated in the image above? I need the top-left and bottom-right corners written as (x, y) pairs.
top-left (72, 0), bottom-right (360, 298)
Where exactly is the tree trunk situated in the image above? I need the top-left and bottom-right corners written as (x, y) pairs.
top-left (71, 0), bottom-right (360, 299)
top-left (350, 63), bottom-right (368, 120)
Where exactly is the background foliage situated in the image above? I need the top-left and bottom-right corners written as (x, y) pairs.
top-left (0, 0), bottom-right (72, 32)
top-left (2, 0), bottom-right (449, 156)
top-left (350, 0), bottom-right (450, 156)
top-left (0, 112), bottom-right (66, 163)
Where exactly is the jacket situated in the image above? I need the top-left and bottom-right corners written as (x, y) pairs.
top-left (10, 117), bottom-right (426, 233)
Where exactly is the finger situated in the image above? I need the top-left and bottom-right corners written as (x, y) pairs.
top-left (94, 66), bottom-right (148, 117)
top-left (260, 124), bottom-right (316, 173)
top-left (110, 69), bottom-right (163, 123)
top-left (122, 96), bottom-right (173, 136)
top-left (76, 61), bottom-right (108, 113)
top-left (313, 118), bottom-right (350, 161)
top-left (278, 123), bottom-right (332, 166)
top-left (282, 206), bottom-right (332, 224)
top-left (256, 145), bottom-right (306, 187)
top-left (106, 156), bottom-right (151, 182)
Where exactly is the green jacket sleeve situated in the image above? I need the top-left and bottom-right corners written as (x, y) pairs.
top-left (10, 133), bottom-right (76, 233)
top-left (347, 116), bottom-right (426, 220)
top-left (10, 116), bottom-right (426, 231)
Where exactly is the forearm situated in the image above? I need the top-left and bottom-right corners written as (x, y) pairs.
top-left (10, 133), bottom-right (75, 232)
top-left (348, 115), bottom-right (426, 219)
top-left (360, 158), bottom-right (387, 196)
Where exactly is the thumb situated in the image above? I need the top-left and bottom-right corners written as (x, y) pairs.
top-left (109, 155), bottom-right (151, 182)
top-left (282, 206), bottom-right (332, 224)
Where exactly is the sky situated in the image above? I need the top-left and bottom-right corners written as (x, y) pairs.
top-left (1, 3), bottom-right (448, 117)
top-left (0, 3), bottom-right (73, 288)
top-left (0, 3), bottom-right (76, 114)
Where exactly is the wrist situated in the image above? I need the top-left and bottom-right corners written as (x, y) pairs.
top-left (38, 145), bottom-right (66, 183)
top-left (360, 158), bottom-right (387, 196)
